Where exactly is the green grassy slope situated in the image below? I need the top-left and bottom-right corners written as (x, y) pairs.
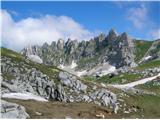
top-left (122, 94), bottom-right (160, 118)
top-left (83, 73), bottom-right (142, 84)
top-left (136, 60), bottom-right (160, 70)
top-left (135, 80), bottom-right (160, 96)
top-left (134, 40), bottom-right (153, 62)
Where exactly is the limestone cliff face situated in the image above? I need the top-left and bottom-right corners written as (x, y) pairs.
top-left (105, 32), bottom-right (136, 68)
top-left (21, 29), bottom-right (137, 70)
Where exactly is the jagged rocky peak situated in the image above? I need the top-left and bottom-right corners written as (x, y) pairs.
top-left (57, 39), bottom-right (65, 50)
top-left (21, 44), bottom-right (38, 55)
top-left (97, 33), bottom-right (106, 41)
top-left (105, 31), bottom-right (136, 68)
top-left (65, 38), bottom-right (79, 54)
top-left (120, 32), bottom-right (134, 47)
top-left (66, 38), bottom-right (78, 46)
top-left (42, 42), bottom-right (49, 49)
top-left (66, 38), bottom-right (72, 45)
top-left (20, 29), bottom-right (138, 70)
top-left (107, 28), bottom-right (118, 40)
top-left (51, 41), bottom-right (56, 48)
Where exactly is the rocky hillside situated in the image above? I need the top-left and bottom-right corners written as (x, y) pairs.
top-left (1, 45), bottom-right (160, 118)
top-left (1, 47), bottom-right (119, 118)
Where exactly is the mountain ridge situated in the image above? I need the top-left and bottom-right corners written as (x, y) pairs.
top-left (21, 29), bottom-right (160, 77)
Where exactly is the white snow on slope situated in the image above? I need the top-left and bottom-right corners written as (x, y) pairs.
top-left (28, 55), bottom-right (43, 64)
top-left (144, 56), bottom-right (152, 61)
top-left (2, 92), bottom-right (48, 102)
top-left (59, 64), bottom-right (64, 69)
top-left (88, 62), bottom-right (116, 77)
top-left (109, 73), bottom-right (160, 89)
top-left (76, 70), bottom-right (87, 77)
top-left (58, 61), bottom-right (87, 77)
top-left (58, 61), bottom-right (77, 69)
top-left (58, 61), bottom-right (116, 77)
top-left (98, 66), bottom-right (116, 77)
top-left (139, 55), bottom-right (152, 63)
top-left (70, 61), bottom-right (78, 69)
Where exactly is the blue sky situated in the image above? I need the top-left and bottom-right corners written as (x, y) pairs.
top-left (1, 1), bottom-right (160, 51)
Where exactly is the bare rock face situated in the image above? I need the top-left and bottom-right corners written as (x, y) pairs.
top-left (107, 29), bottom-right (118, 44)
top-left (106, 32), bottom-right (136, 68)
top-left (1, 55), bottom-right (119, 113)
top-left (58, 72), bottom-right (87, 92)
top-left (57, 72), bottom-right (118, 113)
top-left (21, 29), bottom-right (137, 72)
top-left (1, 57), bottom-right (55, 99)
top-left (1, 100), bottom-right (30, 119)
top-left (57, 39), bottom-right (65, 50)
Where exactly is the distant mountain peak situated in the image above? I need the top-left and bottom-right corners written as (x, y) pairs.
top-left (107, 28), bottom-right (118, 41)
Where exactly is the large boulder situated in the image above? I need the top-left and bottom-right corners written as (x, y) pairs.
top-left (1, 100), bottom-right (29, 119)
top-left (58, 72), bottom-right (87, 92)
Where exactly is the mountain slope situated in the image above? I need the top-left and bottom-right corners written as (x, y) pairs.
top-left (1, 44), bottom-right (160, 118)
top-left (1, 47), bottom-right (120, 118)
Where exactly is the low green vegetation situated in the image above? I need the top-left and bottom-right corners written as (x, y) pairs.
top-left (136, 80), bottom-right (160, 96)
top-left (134, 40), bottom-right (153, 62)
top-left (99, 73), bottom-right (142, 84)
top-left (122, 94), bottom-right (160, 118)
top-left (136, 60), bottom-right (160, 70)
top-left (1, 47), bottom-right (61, 81)
top-left (1, 47), bottom-right (24, 62)
top-left (83, 76), bottom-right (97, 81)
top-left (84, 73), bottom-right (142, 84)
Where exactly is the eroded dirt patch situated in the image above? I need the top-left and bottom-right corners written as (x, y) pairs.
top-left (3, 99), bottom-right (117, 119)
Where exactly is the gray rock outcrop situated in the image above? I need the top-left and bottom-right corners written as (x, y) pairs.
top-left (21, 29), bottom-right (137, 71)
top-left (1, 56), bottom-right (119, 113)
top-left (1, 100), bottom-right (29, 119)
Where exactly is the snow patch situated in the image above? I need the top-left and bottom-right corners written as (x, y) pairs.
top-left (144, 56), bottom-right (152, 61)
top-left (76, 70), bottom-right (87, 77)
top-left (139, 55), bottom-right (152, 63)
top-left (70, 61), bottom-right (77, 69)
top-left (58, 61), bottom-right (77, 69)
top-left (86, 62), bottom-right (116, 77)
top-left (2, 92), bottom-right (48, 102)
top-left (59, 64), bottom-right (64, 69)
top-left (98, 66), bottom-right (116, 77)
top-left (28, 55), bottom-right (43, 64)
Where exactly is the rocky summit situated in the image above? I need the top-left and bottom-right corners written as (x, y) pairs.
top-left (21, 29), bottom-right (160, 77)
top-left (21, 29), bottom-right (136, 70)
top-left (1, 29), bottom-right (160, 118)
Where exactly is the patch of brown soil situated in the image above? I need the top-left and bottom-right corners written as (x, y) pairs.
top-left (3, 99), bottom-right (117, 119)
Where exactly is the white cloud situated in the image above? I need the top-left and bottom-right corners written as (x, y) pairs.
top-left (1, 9), bottom-right (94, 51)
top-left (150, 29), bottom-right (160, 39)
top-left (127, 4), bottom-right (148, 29)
